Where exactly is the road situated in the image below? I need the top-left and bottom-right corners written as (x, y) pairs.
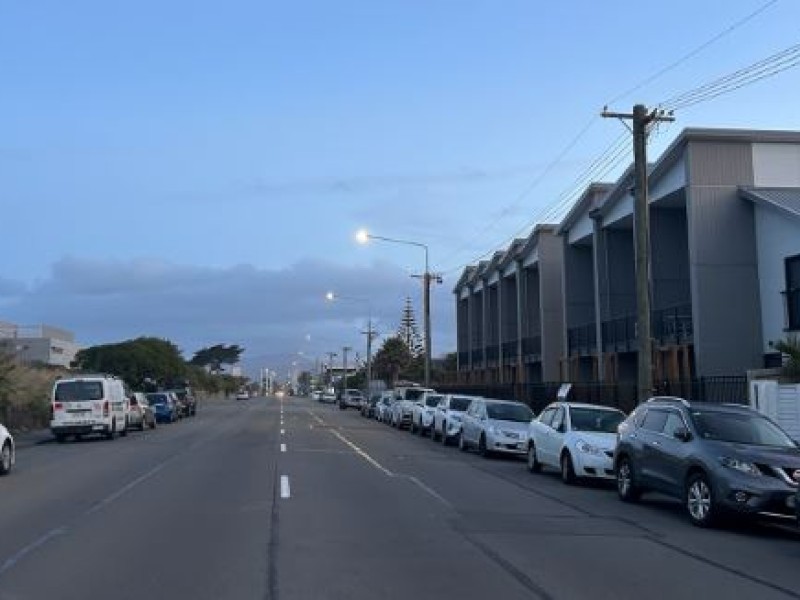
top-left (0, 395), bottom-right (799, 600)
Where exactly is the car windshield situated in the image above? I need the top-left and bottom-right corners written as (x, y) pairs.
top-left (425, 395), bottom-right (443, 407)
top-left (147, 394), bottom-right (169, 405)
top-left (691, 411), bottom-right (797, 448)
top-left (55, 381), bottom-right (103, 402)
top-left (405, 389), bottom-right (426, 401)
top-left (486, 403), bottom-right (533, 422)
top-left (450, 397), bottom-right (473, 412)
top-left (569, 407), bottom-right (625, 433)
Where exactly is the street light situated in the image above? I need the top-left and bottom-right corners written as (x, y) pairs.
top-left (355, 228), bottom-right (435, 388)
top-left (325, 291), bottom-right (376, 393)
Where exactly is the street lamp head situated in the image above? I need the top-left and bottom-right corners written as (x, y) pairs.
top-left (355, 229), bottom-right (370, 245)
top-left (325, 291), bottom-right (335, 301)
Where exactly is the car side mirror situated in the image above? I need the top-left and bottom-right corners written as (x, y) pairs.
top-left (673, 427), bottom-right (691, 442)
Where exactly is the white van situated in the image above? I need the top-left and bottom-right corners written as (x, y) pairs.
top-left (51, 375), bottom-right (129, 442)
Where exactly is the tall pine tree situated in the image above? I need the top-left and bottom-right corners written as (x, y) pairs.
top-left (396, 297), bottom-right (425, 358)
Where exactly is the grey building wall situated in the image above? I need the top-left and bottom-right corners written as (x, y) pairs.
top-left (501, 275), bottom-right (518, 342)
top-left (687, 141), bottom-right (763, 375)
top-left (651, 207), bottom-right (691, 310)
top-left (563, 242), bottom-right (595, 328)
top-left (487, 285), bottom-right (499, 346)
top-left (523, 268), bottom-right (541, 338)
top-left (472, 289), bottom-right (484, 349)
top-left (539, 231), bottom-right (565, 380)
top-left (599, 228), bottom-right (635, 320)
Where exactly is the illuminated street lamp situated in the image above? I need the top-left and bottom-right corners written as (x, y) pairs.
top-left (355, 228), bottom-right (435, 387)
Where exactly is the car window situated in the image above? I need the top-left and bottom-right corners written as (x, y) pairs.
top-left (662, 412), bottom-right (685, 438)
top-left (690, 410), bottom-right (797, 447)
top-left (450, 397), bottom-right (473, 411)
top-left (486, 402), bottom-right (533, 422)
top-left (568, 407), bottom-right (625, 433)
top-left (551, 407), bottom-right (565, 431)
top-left (538, 407), bottom-right (555, 427)
top-left (641, 409), bottom-right (668, 433)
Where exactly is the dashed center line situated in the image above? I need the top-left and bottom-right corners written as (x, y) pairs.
top-left (280, 476), bottom-right (291, 499)
top-left (280, 429), bottom-right (285, 435)
top-left (281, 443), bottom-right (286, 452)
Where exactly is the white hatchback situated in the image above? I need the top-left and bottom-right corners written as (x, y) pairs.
top-left (0, 423), bottom-right (15, 475)
top-left (526, 402), bottom-right (626, 484)
top-left (410, 392), bottom-right (444, 436)
top-left (433, 394), bottom-right (478, 445)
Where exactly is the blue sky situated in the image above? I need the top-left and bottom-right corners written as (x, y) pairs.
top-left (2, 0), bottom-right (800, 377)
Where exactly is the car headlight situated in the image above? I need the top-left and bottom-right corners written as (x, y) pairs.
top-left (487, 425), bottom-right (498, 435)
top-left (720, 457), bottom-right (761, 476)
top-left (576, 439), bottom-right (602, 455)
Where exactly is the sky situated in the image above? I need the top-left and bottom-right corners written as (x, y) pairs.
top-left (2, 0), bottom-right (800, 378)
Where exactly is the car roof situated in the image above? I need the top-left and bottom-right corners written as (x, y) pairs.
top-left (553, 402), bottom-right (625, 412)
top-left (484, 398), bottom-right (527, 406)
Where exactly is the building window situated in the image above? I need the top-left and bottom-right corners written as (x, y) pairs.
top-left (785, 254), bottom-right (800, 331)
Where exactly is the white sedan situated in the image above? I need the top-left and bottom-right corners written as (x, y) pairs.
top-left (432, 394), bottom-right (477, 445)
top-left (411, 392), bottom-right (444, 436)
top-left (526, 402), bottom-right (626, 484)
top-left (1, 423), bottom-right (15, 476)
top-left (459, 398), bottom-right (534, 457)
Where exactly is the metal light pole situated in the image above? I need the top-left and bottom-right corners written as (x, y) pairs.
top-left (325, 292), bottom-right (376, 393)
top-left (355, 229), bottom-right (438, 388)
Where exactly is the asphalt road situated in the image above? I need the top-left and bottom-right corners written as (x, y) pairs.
top-left (1, 396), bottom-right (799, 600)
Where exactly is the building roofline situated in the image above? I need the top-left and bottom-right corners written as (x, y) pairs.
top-left (557, 182), bottom-right (615, 234)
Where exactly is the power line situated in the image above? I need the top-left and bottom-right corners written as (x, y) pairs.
top-left (605, 0), bottom-right (781, 106)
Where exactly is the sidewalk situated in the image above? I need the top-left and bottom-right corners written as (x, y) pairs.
top-left (11, 428), bottom-right (54, 449)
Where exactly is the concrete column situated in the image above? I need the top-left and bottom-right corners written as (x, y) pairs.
top-left (591, 213), bottom-right (605, 382)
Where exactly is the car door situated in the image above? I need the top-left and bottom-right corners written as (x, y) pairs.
top-left (541, 406), bottom-right (565, 467)
top-left (636, 408), bottom-right (670, 490)
top-left (647, 410), bottom-right (691, 495)
top-left (530, 407), bottom-right (555, 459)
top-left (464, 400), bottom-right (481, 444)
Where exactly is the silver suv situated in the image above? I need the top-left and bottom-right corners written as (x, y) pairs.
top-left (615, 397), bottom-right (800, 527)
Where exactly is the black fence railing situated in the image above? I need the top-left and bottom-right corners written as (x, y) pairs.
top-left (602, 315), bottom-right (636, 352)
top-left (653, 304), bottom-right (693, 345)
top-left (522, 335), bottom-right (541, 359)
top-left (567, 323), bottom-right (596, 356)
top-left (486, 344), bottom-right (499, 362)
top-left (501, 340), bottom-right (518, 362)
top-left (433, 375), bottom-right (748, 415)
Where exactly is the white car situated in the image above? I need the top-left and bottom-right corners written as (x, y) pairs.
top-left (391, 387), bottom-right (434, 429)
top-left (432, 394), bottom-right (478, 445)
top-left (376, 392), bottom-right (395, 423)
top-left (410, 392), bottom-right (444, 436)
top-left (0, 423), bottom-right (15, 475)
top-left (459, 398), bottom-right (534, 457)
top-left (526, 402), bottom-right (626, 484)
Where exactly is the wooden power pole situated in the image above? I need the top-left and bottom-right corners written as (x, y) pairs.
top-left (601, 104), bottom-right (675, 404)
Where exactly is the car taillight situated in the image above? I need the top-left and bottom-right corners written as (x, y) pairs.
top-left (53, 402), bottom-right (63, 411)
top-left (103, 401), bottom-right (109, 417)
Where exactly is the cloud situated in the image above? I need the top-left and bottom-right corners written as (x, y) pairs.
top-left (2, 256), bottom-right (456, 377)
top-left (0, 276), bottom-right (27, 297)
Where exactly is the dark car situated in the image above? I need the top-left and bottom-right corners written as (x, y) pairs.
top-left (146, 392), bottom-right (178, 423)
top-left (168, 389), bottom-right (197, 417)
top-left (614, 397), bottom-right (800, 527)
top-left (361, 393), bottom-right (381, 418)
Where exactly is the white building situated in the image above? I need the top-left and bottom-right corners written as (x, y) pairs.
top-left (0, 323), bottom-right (80, 368)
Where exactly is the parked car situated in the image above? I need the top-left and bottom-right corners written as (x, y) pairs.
top-left (433, 394), bottom-right (478, 445)
top-left (615, 396), bottom-right (800, 527)
top-left (376, 392), bottom-right (395, 423)
top-left (339, 389), bottom-right (364, 410)
top-left (361, 393), bottom-right (381, 418)
top-left (459, 398), bottom-right (534, 457)
top-left (128, 392), bottom-right (157, 431)
top-left (527, 402), bottom-right (626, 483)
top-left (311, 390), bottom-right (322, 402)
top-left (146, 392), bottom-right (178, 423)
top-left (51, 375), bottom-right (129, 442)
top-left (321, 389), bottom-right (337, 404)
top-left (391, 387), bottom-right (435, 429)
top-left (168, 388), bottom-right (196, 416)
top-left (0, 423), bottom-right (15, 476)
top-left (411, 392), bottom-right (444, 436)
top-left (236, 389), bottom-right (250, 401)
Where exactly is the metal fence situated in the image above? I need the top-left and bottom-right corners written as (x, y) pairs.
top-left (433, 375), bottom-right (748, 415)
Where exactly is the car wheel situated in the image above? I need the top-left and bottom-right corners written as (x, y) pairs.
top-left (441, 427), bottom-right (449, 446)
top-left (560, 452), bottom-right (576, 484)
top-left (527, 442), bottom-right (542, 473)
top-left (458, 432), bottom-right (468, 452)
top-left (149, 417), bottom-right (157, 429)
top-left (411, 421), bottom-right (417, 434)
top-left (105, 420), bottom-right (116, 440)
top-left (0, 442), bottom-right (12, 475)
top-left (479, 434), bottom-right (490, 458)
top-left (616, 456), bottom-right (641, 502)
top-left (686, 472), bottom-right (717, 528)
top-left (55, 433), bottom-right (66, 444)
top-left (120, 419), bottom-right (128, 437)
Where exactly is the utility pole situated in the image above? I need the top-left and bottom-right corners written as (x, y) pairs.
top-left (360, 319), bottom-right (379, 394)
top-left (342, 346), bottom-right (352, 393)
top-left (602, 104), bottom-right (674, 404)
top-left (325, 352), bottom-right (338, 388)
top-left (413, 269), bottom-right (443, 388)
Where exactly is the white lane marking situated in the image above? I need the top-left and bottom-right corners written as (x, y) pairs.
top-left (0, 527), bottom-right (67, 576)
top-left (330, 429), bottom-right (394, 477)
top-left (305, 410), bottom-right (326, 426)
top-left (281, 443), bottom-right (286, 452)
top-left (407, 475), bottom-right (453, 509)
top-left (85, 462), bottom-right (167, 515)
top-left (280, 475), bottom-right (291, 498)
top-left (280, 429), bottom-right (285, 435)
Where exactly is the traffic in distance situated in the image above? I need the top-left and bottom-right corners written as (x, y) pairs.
top-left (318, 383), bottom-right (800, 529)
